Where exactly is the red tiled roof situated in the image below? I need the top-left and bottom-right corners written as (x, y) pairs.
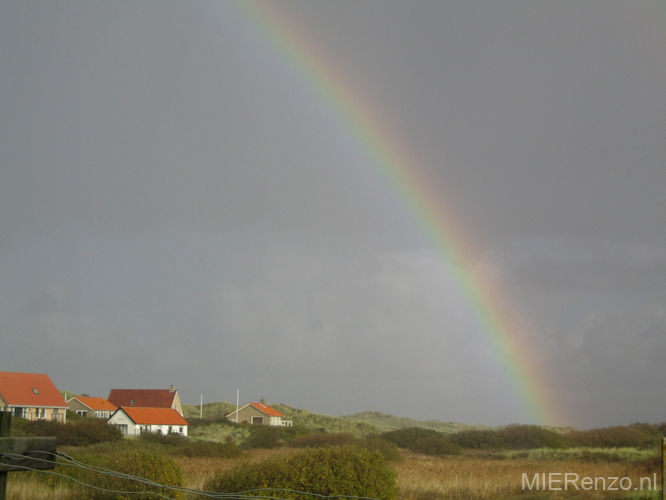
top-left (108, 389), bottom-right (176, 409)
top-left (0, 372), bottom-right (68, 408)
top-left (250, 402), bottom-right (284, 417)
top-left (119, 407), bottom-right (188, 426)
top-left (74, 397), bottom-right (117, 411)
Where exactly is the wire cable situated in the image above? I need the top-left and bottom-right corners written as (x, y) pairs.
top-left (0, 451), bottom-right (386, 500)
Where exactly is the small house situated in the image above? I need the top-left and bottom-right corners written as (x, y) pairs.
top-left (68, 396), bottom-right (117, 419)
top-left (108, 407), bottom-right (189, 436)
top-left (226, 399), bottom-right (292, 427)
top-left (0, 372), bottom-right (69, 422)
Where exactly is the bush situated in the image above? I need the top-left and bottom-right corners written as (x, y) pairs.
top-left (448, 425), bottom-right (569, 450)
top-left (498, 425), bottom-right (570, 449)
top-left (568, 423), bottom-right (662, 449)
top-left (176, 440), bottom-right (243, 458)
top-left (242, 425), bottom-right (282, 449)
top-left (17, 417), bottom-right (123, 446)
top-left (138, 430), bottom-right (189, 448)
top-left (67, 449), bottom-right (185, 500)
top-left (280, 425), bottom-right (316, 443)
top-left (410, 436), bottom-right (462, 456)
top-left (288, 432), bottom-right (357, 448)
top-left (360, 436), bottom-right (403, 461)
top-left (448, 429), bottom-right (505, 449)
top-left (204, 446), bottom-right (398, 500)
top-left (379, 427), bottom-right (461, 456)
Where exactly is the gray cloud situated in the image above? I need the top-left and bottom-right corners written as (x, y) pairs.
top-left (1, 1), bottom-right (664, 427)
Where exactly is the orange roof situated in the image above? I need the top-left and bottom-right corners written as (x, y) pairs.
top-left (108, 389), bottom-right (177, 409)
top-left (73, 397), bottom-right (117, 411)
top-left (0, 372), bottom-right (68, 408)
top-left (250, 402), bottom-right (284, 417)
top-left (119, 407), bottom-right (188, 426)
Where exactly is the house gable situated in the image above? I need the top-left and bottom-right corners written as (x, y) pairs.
top-left (68, 397), bottom-right (117, 418)
top-left (226, 401), bottom-right (290, 426)
top-left (108, 407), bottom-right (188, 436)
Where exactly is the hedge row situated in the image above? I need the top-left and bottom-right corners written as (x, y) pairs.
top-left (12, 417), bottom-right (123, 446)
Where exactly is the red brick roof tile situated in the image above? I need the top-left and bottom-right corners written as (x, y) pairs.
top-left (108, 389), bottom-right (176, 409)
top-left (0, 372), bottom-right (68, 408)
top-left (119, 407), bottom-right (188, 426)
top-left (74, 397), bottom-right (117, 411)
top-left (250, 402), bottom-right (284, 417)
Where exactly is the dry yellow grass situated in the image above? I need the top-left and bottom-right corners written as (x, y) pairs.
top-left (395, 451), bottom-right (659, 499)
top-left (175, 448), bottom-right (660, 499)
top-left (6, 448), bottom-right (660, 500)
top-left (174, 447), bottom-right (302, 491)
top-left (6, 478), bottom-right (69, 500)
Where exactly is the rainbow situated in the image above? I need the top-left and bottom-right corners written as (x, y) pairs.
top-left (230, 1), bottom-right (565, 426)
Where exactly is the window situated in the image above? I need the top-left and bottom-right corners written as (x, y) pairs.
top-left (32, 388), bottom-right (39, 394)
top-left (251, 416), bottom-right (264, 425)
top-left (77, 410), bottom-right (88, 417)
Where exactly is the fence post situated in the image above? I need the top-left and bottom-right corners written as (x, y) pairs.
top-left (0, 413), bottom-right (58, 500)
top-left (0, 412), bottom-right (10, 500)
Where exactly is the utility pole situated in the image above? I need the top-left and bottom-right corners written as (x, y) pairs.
top-left (0, 413), bottom-right (57, 500)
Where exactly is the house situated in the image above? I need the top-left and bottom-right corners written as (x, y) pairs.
top-left (108, 407), bottom-right (189, 436)
top-left (107, 386), bottom-right (183, 416)
top-left (0, 372), bottom-right (69, 422)
top-left (67, 396), bottom-right (117, 419)
top-left (226, 398), bottom-right (292, 427)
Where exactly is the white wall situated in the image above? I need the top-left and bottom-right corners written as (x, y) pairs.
top-left (107, 411), bottom-right (187, 436)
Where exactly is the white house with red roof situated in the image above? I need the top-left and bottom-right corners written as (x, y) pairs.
top-left (67, 396), bottom-right (117, 419)
top-left (0, 372), bottom-right (69, 422)
top-left (108, 407), bottom-right (189, 436)
top-left (226, 398), bottom-right (292, 427)
top-left (107, 387), bottom-right (183, 416)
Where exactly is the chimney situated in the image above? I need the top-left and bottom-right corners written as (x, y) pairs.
top-left (260, 397), bottom-right (266, 405)
top-left (169, 385), bottom-right (175, 392)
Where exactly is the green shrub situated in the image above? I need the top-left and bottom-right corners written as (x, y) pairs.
top-left (288, 432), bottom-right (357, 448)
top-left (176, 440), bottom-right (243, 458)
top-left (242, 425), bottom-right (282, 449)
top-left (138, 430), bottom-right (189, 448)
top-left (448, 429), bottom-right (505, 449)
top-left (360, 436), bottom-right (403, 461)
top-left (410, 436), bottom-right (462, 456)
top-left (67, 449), bottom-right (185, 500)
top-left (204, 446), bottom-right (398, 500)
top-left (280, 425), bottom-right (311, 443)
top-left (17, 417), bottom-right (122, 446)
top-left (498, 425), bottom-right (570, 449)
top-left (568, 423), bottom-right (662, 449)
top-left (379, 427), bottom-right (461, 456)
top-left (449, 425), bottom-right (569, 450)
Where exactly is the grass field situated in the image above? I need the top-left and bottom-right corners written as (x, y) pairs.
top-left (7, 446), bottom-right (661, 500)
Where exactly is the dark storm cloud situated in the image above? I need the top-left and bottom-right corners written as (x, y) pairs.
top-left (1, 1), bottom-right (664, 427)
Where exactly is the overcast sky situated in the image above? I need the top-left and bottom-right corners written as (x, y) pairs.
top-left (2, 1), bottom-right (665, 429)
